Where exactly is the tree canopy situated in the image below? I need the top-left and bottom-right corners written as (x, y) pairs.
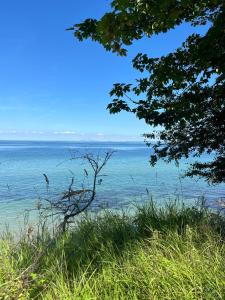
top-left (68, 0), bottom-right (225, 184)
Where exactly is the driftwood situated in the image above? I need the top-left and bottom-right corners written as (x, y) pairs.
top-left (40, 151), bottom-right (113, 232)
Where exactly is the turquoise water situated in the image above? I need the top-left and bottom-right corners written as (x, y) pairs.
top-left (0, 140), bottom-right (224, 227)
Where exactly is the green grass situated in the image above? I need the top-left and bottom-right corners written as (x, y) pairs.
top-left (1, 200), bottom-right (225, 299)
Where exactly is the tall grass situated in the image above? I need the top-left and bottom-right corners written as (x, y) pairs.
top-left (1, 200), bottom-right (225, 299)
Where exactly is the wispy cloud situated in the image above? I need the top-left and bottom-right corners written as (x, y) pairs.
top-left (53, 131), bottom-right (77, 135)
top-left (0, 130), bottom-right (143, 141)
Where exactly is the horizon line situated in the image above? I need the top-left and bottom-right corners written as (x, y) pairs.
top-left (0, 138), bottom-right (146, 143)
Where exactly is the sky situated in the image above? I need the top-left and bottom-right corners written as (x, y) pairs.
top-left (0, 0), bottom-right (208, 141)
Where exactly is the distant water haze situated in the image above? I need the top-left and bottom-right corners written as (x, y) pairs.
top-left (0, 130), bottom-right (145, 142)
top-left (0, 140), bottom-right (224, 229)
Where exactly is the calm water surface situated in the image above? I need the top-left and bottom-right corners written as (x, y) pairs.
top-left (0, 140), bottom-right (224, 227)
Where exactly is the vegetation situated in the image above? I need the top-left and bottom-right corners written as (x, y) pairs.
top-left (69, 0), bottom-right (225, 183)
top-left (39, 151), bottom-right (113, 232)
top-left (2, 1), bottom-right (225, 299)
top-left (1, 200), bottom-right (225, 299)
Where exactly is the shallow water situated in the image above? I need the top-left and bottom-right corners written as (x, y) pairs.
top-left (0, 140), bottom-right (224, 228)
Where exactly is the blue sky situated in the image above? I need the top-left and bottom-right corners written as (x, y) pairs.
top-left (0, 0), bottom-right (208, 141)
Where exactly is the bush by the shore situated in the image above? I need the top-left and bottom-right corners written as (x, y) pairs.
top-left (1, 200), bottom-right (225, 299)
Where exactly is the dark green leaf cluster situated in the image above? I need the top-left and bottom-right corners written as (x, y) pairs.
top-left (70, 0), bottom-right (225, 183)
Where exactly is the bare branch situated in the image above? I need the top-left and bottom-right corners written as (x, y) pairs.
top-left (36, 151), bottom-right (113, 232)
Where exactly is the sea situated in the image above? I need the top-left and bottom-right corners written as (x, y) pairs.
top-left (0, 140), bottom-right (224, 229)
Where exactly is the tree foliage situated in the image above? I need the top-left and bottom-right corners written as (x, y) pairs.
top-left (68, 0), bottom-right (225, 184)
